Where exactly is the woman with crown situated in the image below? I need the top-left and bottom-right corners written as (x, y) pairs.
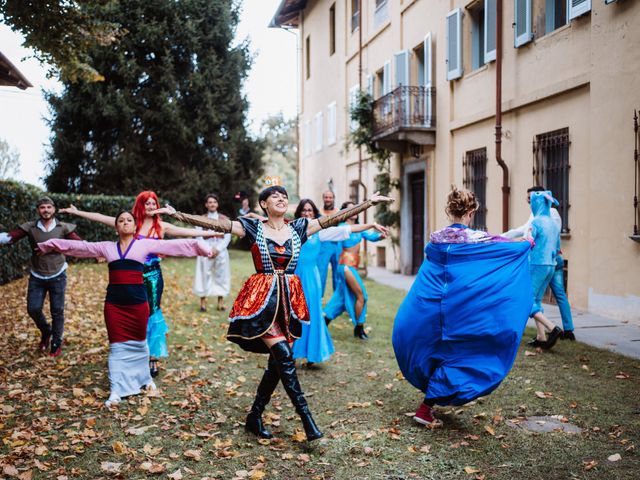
top-left (153, 185), bottom-right (392, 441)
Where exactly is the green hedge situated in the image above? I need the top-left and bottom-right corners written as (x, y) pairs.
top-left (0, 180), bottom-right (135, 284)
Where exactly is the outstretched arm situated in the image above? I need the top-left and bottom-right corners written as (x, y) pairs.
top-left (38, 239), bottom-right (110, 259)
top-left (0, 229), bottom-right (27, 245)
top-left (151, 205), bottom-right (246, 237)
top-left (58, 204), bottom-right (116, 227)
top-left (307, 192), bottom-right (394, 236)
top-left (161, 221), bottom-right (224, 239)
top-left (146, 238), bottom-right (212, 258)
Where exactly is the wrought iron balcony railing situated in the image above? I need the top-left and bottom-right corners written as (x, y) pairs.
top-left (372, 86), bottom-right (436, 142)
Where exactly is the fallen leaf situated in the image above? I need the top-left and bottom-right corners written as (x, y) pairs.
top-left (184, 449), bottom-right (202, 461)
top-left (3, 465), bottom-right (19, 477)
top-left (607, 453), bottom-right (622, 462)
top-left (484, 425), bottom-right (496, 436)
top-left (100, 462), bottom-right (123, 474)
top-left (464, 466), bottom-right (480, 474)
top-left (112, 441), bottom-right (127, 455)
top-left (167, 469), bottom-right (183, 480)
top-left (524, 350), bottom-right (537, 357)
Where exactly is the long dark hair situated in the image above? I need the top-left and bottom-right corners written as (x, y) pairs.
top-left (295, 199), bottom-right (320, 219)
top-left (114, 209), bottom-right (134, 226)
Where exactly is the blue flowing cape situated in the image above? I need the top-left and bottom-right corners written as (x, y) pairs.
top-left (392, 241), bottom-right (532, 406)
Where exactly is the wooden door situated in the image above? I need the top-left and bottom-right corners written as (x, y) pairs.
top-left (409, 171), bottom-right (425, 274)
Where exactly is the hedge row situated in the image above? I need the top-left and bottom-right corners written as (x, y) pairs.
top-left (0, 180), bottom-right (136, 284)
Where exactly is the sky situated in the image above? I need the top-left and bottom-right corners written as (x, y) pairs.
top-left (0, 0), bottom-right (297, 187)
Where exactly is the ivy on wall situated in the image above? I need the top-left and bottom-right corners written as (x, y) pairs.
top-left (349, 91), bottom-right (401, 238)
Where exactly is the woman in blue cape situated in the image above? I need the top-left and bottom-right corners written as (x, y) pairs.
top-left (292, 199), bottom-right (389, 365)
top-left (392, 186), bottom-right (532, 426)
top-left (323, 201), bottom-right (386, 339)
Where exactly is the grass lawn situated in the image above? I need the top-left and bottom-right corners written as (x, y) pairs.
top-left (0, 249), bottom-right (638, 479)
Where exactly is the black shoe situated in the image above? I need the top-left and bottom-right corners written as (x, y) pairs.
top-left (541, 327), bottom-right (563, 350)
top-left (38, 328), bottom-right (52, 353)
top-left (245, 355), bottom-right (279, 439)
top-left (149, 359), bottom-right (160, 378)
top-left (270, 341), bottom-right (323, 441)
top-left (562, 330), bottom-right (576, 341)
top-left (527, 338), bottom-right (545, 348)
top-left (354, 324), bottom-right (369, 340)
top-left (199, 306), bottom-right (207, 312)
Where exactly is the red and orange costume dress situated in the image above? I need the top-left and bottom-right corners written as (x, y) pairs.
top-left (227, 217), bottom-right (310, 352)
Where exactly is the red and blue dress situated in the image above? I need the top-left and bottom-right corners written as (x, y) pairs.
top-left (227, 217), bottom-right (310, 353)
top-left (37, 238), bottom-right (210, 404)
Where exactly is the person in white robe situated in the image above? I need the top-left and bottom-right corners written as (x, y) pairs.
top-left (193, 194), bottom-right (232, 311)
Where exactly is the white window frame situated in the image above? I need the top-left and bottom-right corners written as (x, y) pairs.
top-left (366, 74), bottom-right (374, 96)
top-left (446, 8), bottom-right (463, 80)
top-left (314, 111), bottom-right (323, 152)
top-left (383, 61), bottom-right (391, 94)
top-left (349, 84), bottom-right (359, 131)
top-left (374, 0), bottom-right (389, 29)
top-left (303, 120), bottom-right (312, 157)
top-left (394, 50), bottom-right (410, 88)
top-left (484, 0), bottom-right (497, 62)
top-left (514, 0), bottom-right (533, 47)
top-left (327, 102), bottom-right (337, 146)
top-left (569, 0), bottom-right (591, 20)
top-left (423, 33), bottom-right (433, 124)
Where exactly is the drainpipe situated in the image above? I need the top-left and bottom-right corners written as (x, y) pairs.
top-left (356, 0), bottom-right (369, 271)
top-left (495, 0), bottom-right (510, 232)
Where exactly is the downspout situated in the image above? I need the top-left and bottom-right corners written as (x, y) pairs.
top-left (356, 0), bottom-right (369, 271)
top-left (495, 0), bottom-right (509, 231)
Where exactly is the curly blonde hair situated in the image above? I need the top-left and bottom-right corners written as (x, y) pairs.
top-left (445, 185), bottom-right (479, 218)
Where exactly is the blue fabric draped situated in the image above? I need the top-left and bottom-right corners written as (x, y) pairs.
top-left (392, 241), bottom-right (532, 406)
top-left (293, 234), bottom-right (335, 363)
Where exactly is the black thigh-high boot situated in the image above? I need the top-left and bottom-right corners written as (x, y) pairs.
top-left (270, 341), bottom-right (323, 441)
top-left (246, 355), bottom-right (280, 439)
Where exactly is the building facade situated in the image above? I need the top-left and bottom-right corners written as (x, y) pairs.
top-left (272, 0), bottom-right (640, 322)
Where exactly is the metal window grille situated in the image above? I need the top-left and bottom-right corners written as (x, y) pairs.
top-left (533, 128), bottom-right (571, 233)
top-left (463, 148), bottom-right (488, 231)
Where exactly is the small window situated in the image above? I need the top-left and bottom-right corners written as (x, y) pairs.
top-left (374, 0), bottom-right (389, 29)
top-left (314, 112), bottom-right (323, 152)
top-left (329, 3), bottom-right (336, 56)
top-left (305, 35), bottom-right (311, 79)
top-left (446, 8), bottom-right (463, 80)
top-left (303, 121), bottom-right (312, 157)
top-left (533, 127), bottom-right (571, 233)
top-left (569, 0), bottom-right (591, 20)
top-left (463, 148), bottom-right (488, 231)
top-left (351, 0), bottom-right (360, 32)
top-left (349, 85), bottom-right (359, 131)
top-left (544, 0), bottom-right (567, 35)
top-left (514, 0), bottom-right (533, 47)
top-left (327, 102), bottom-right (337, 145)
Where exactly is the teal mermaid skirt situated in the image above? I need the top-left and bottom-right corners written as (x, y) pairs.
top-left (143, 260), bottom-right (169, 358)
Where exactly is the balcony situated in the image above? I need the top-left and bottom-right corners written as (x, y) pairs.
top-left (371, 86), bottom-right (436, 153)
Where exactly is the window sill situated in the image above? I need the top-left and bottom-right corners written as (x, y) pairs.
top-left (630, 234), bottom-right (640, 243)
top-left (464, 64), bottom-right (488, 79)
top-left (534, 23), bottom-right (571, 44)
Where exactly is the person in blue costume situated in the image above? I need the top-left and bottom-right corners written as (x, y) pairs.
top-left (159, 188), bottom-right (393, 441)
top-left (292, 199), bottom-right (390, 366)
top-left (392, 186), bottom-right (533, 426)
top-left (525, 190), bottom-right (564, 349)
top-left (316, 191), bottom-right (341, 296)
top-left (323, 201), bottom-right (388, 340)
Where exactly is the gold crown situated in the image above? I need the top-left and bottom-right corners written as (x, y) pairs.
top-left (263, 175), bottom-right (282, 187)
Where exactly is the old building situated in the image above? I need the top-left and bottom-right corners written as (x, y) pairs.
top-left (271, 0), bottom-right (640, 321)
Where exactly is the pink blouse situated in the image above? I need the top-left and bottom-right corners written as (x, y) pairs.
top-left (38, 238), bottom-right (211, 263)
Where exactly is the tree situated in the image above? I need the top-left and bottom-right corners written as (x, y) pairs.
top-left (44, 0), bottom-right (263, 215)
top-left (0, 0), bottom-right (122, 82)
top-left (0, 138), bottom-right (20, 180)
top-left (259, 113), bottom-right (298, 200)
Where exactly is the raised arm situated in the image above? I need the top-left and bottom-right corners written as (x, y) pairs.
top-left (58, 204), bottom-right (116, 227)
top-left (307, 192), bottom-right (394, 236)
top-left (0, 229), bottom-right (27, 246)
top-left (38, 239), bottom-right (110, 259)
top-left (151, 206), bottom-right (246, 237)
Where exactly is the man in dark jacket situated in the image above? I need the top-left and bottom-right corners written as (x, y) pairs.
top-left (0, 197), bottom-right (81, 356)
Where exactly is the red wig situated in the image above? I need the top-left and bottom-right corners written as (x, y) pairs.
top-left (132, 191), bottom-right (163, 238)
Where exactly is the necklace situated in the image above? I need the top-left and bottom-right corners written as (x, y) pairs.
top-left (266, 221), bottom-right (287, 231)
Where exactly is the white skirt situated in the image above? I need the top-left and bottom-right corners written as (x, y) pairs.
top-left (108, 340), bottom-right (152, 401)
top-left (193, 249), bottom-right (231, 297)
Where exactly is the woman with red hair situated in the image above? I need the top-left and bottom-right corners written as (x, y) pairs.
top-left (60, 191), bottom-right (222, 377)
